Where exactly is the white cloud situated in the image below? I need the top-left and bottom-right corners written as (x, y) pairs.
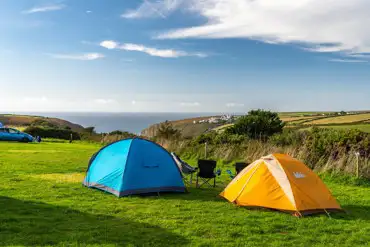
top-left (153, 0), bottom-right (370, 56)
top-left (100, 40), bottom-right (118, 49)
top-left (120, 43), bottom-right (185, 58)
top-left (86, 10), bottom-right (92, 14)
top-left (180, 102), bottom-right (200, 107)
top-left (347, 54), bottom-right (370, 59)
top-left (50, 53), bottom-right (104, 60)
top-left (121, 0), bottom-right (182, 19)
top-left (94, 99), bottom-right (115, 104)
top-left (226, 103), bottom-right (245, 108)
top-left (24, 96), bottom-right (48, 102)
top-left (131, 100), bottom-right (136, 105)
top-left (22, 4), bottom-right (66, 14)
top-left (99, 40), bottom-right (207, 58)
top-left (329, 59), bottom-right (368, 63)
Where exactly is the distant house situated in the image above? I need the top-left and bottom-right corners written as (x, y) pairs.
top-left (208, 117), bottom-right (218, 123)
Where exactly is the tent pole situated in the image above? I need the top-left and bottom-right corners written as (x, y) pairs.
top-left (205, 142), bottom-right (207, 159)
top-left (324, 209), bottom-right (331, 218)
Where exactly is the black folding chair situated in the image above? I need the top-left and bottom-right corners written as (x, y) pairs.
top-left (235, 162), bottom-right (249, 175)
top-left (171, 152), bottom-right (197, 185)
top-left (196, 159), bottom-right (217, 188)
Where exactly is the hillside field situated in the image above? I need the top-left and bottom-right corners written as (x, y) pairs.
top-left (302, 124), bottom-right (370, 133)
top-left (213, 112), bottom-right (370, 134)
top-left (304, 113), bottom-right (370, 125)
top-left (0, 141), bottom-right (369, 246)
top-left (0, 114), bottom-right (84, 132)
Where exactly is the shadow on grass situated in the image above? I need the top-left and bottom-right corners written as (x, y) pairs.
top-left (0, 196), bottom-right (189, 246)
top-left (236, 205), bottom-right (370, 220)
top-left (122, 187), bottom-right (225, 203)
top-left (332, 205), bottom-right (370, 221)
top-left (150, 186), bottom-right (225, 203)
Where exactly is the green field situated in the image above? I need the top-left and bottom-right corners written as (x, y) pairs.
top-left (0, 141), bottom-right (369, 246)
top-left (301, 124), bottom-right (370, 133)
top-left (323, 124), bottom-right (370, 133)
top-left (304, 113), bottom-right (370, 125)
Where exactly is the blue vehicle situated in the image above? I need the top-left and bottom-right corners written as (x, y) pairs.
top-left (0, 128), bottom-right (34, 142)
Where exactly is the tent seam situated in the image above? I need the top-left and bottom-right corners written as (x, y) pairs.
top-left (233, 161), bottom-right (262, 203)
top-left (271, 155), bottom-right (298, 211)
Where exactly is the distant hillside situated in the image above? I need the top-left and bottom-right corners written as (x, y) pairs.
top-left (0, 114), bottom-right (85, 132)
top-left (141, 111), bottom-right (370, 137)
top-left (141, 116), bottom-right (222, 138)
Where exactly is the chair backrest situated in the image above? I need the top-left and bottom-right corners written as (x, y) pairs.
top-left (171, 152), bottom-right (196, 174)
top-left (235, 162), bottom-right (249, 174)
top-left (198, 159), bottom-right (217, 178)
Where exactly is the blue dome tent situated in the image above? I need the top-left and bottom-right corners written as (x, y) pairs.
top-left (83, 138), bottom-right (186, 197)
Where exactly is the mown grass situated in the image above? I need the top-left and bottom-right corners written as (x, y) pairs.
top-left (0, 141), bottom-right (369, 246)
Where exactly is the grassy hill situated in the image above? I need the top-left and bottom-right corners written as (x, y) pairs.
top-left (0, 141), bottom-right (369, 246)
top-left (303, 113), bottom-right (370, 125)
top-left (142, 111), bottom-right (370, 137)
top-left (0, 114), bottom-right (84, 132)
top-left (141, 116), bottom-right (222, 138)
top-left (214, 112), bottom-right (370, 134)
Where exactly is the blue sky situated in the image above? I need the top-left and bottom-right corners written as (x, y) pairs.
top-left (1, 0), bottom-right (370, 113)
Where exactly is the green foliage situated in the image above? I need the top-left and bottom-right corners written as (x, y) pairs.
top-left (109, 130), bottom-right (136, 138)
top-left (24, 126), bottom-right (80, 140)
top-left (83, 127), bottom-right (96, 134)
top-left (214, 133), bottom-right (246, 144)
top-left (155, 121), bottom-right (181, 140)
top-left (269, 129), bottom-right (306, 146)
top-left (193, 132), bottom-right (217, 144)
top-left (30, 119), bottom-right (58, 129)
top-left (226, 110), bottom-right (285, 140)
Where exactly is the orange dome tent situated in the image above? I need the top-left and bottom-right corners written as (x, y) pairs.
top-left (220, 154), bottom-right (342, 216)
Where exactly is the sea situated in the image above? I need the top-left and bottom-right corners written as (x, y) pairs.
top-left (13, 112), bottom-right (233, 134)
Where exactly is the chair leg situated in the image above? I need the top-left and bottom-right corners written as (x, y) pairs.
top-left (198, 178), bottom-right (213, 188)
top-left (190, 173), bottom-right (193, 185)
top-left (196, 175), bottom-right (199, 188)
top-left (214, 178), bottom-right (216, 188)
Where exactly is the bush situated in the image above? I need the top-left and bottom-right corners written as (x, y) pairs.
top-left (83, 127), bottom-right (96, 134)
top-left (31, 119), bottom-right (58, 129)
top-left (226, 109), bottom-right (285, 140)
top-left (193, 132), bottom-right (217, 145)
top-left (214, 133), bottom-right (246, 144)
top-left (24, 126), bottom-right (80, 140)
top-left (108, 130), bottom-right (136, 138)
top-left (269, 129), bottom-right (306, 146)
top-left (155, 121), bottom-right (181, 140)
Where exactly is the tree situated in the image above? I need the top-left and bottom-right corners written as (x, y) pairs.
top-left (84, 127), bottom-right (96, 134)
top-left (155, 121), bottom-right (181, 140)
top-left (225, 109), bottom-right (285, 140)
top-left (31, 119), bottom-right (58, 129)
top-left (109, 130), bottom-right (136, 138)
